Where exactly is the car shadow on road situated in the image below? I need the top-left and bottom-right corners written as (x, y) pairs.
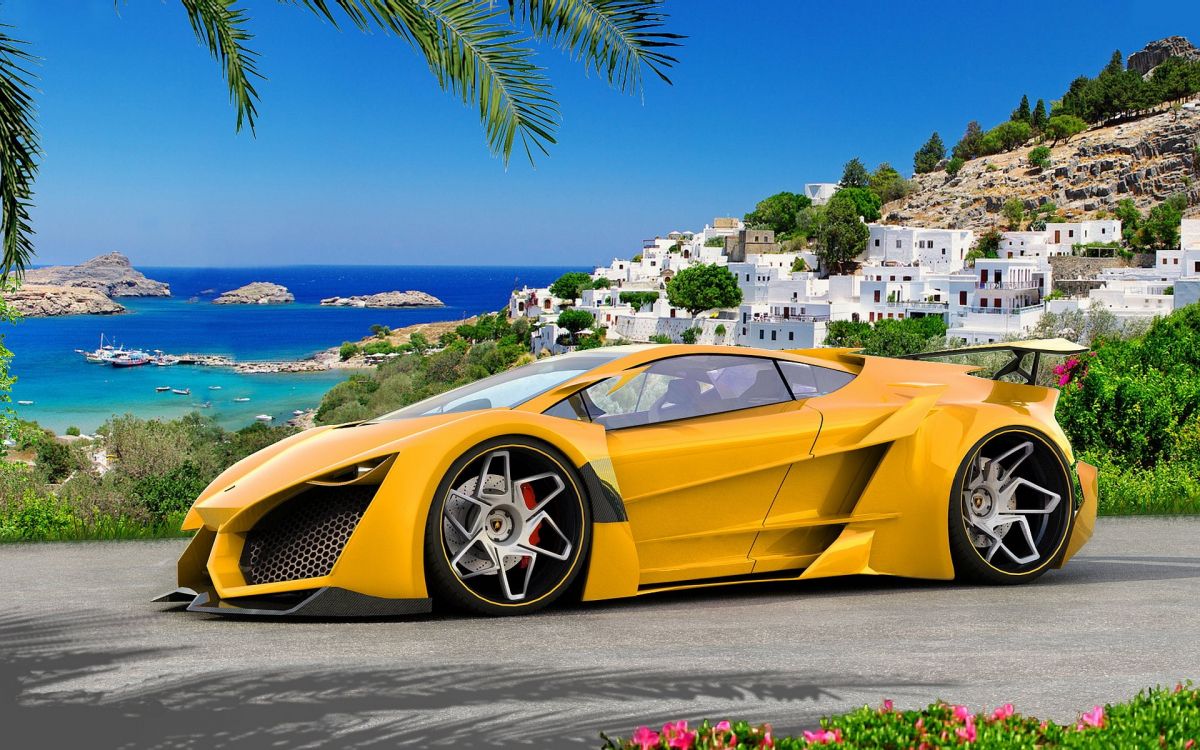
top-left (1, 608), bottom-right (945, 749)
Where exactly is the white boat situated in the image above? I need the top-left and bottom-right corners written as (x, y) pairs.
top-left (16, 400), bottom-right (33, 405)
top-left (292, 410), bottom-right (304, 416)
top-left (233, 397), bottom-right (251, 403)
top-left (255, 414), bottom-right (273, 422)
top-left (208, 385), bottom-right (222, 390)
top-left (172, 388), bottom-right (190, 396)
top-left (155, 386), bottom-right (171, 393)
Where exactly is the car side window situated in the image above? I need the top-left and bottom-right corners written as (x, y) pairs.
top-left (542, 393), bottom-right (590, 422)
top-left (580, 355), bottom-right (792, 430)
top-left (778, 361), bottom-right (855, 399)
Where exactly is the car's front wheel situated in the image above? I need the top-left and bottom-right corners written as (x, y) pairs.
top-left (948, 428), bottom-right (1074, 584)
top-left (424, 437), bottom-right (590, 615)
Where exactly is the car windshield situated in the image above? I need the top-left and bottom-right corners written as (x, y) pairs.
top-left (378, 351), bottom-right (626, 419)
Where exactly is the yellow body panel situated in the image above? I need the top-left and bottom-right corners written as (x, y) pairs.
top-left (172, 342), bottom-right (1096, 613)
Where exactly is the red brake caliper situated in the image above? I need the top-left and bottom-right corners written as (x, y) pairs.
top-left (519, 482), bottom-right (541, 568)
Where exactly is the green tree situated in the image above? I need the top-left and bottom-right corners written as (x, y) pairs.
top-left (952, 121), bottom-right (985, 161)
top-left (868, 162), bottom-right (911, 203)
top-left (369, 324), bottom-right (391, 339)
top-left (840, 157), bottom-right (870, 188)
top-left (548, 271), bottom-right (595, 302)
top-left (339, 341), bottom-right (361, 361)
top-left (408, 332), bottom-right (431, 355)
top-left (823, 320), bottom-right (871, 348)
top-left (0, 1), bottom-right (681, 279)
top-left (1115, 198), bottom-right (1143, 244)
top-left (665, 263), bottom-right (742, 317)
top-left (945, 156), bottom-right (965, 176)
top-left (592, 276), bottom-right (611, 289)
top-left (913, 131), bottom-right (946, 174)
top-left (793, 204), bottom-right (827, 241)
top-left (1143, 194), bottom-right (1187, 249)
top-left (743, 191), bottom-right (811, 236)
top-left (619, 291), bottom-right (659, 311)
top-left (1012, 94), bottom-right (1032, 124)
top-left (991, 120), bottom-right (1032, 151)
top-left (1028, 145), bottom-right (1052, 170)
top-left (1032, 98), bottom-right (1048, 131)
top-left (1002, 198), bottom-right (1026, 229)
top-left (1045, 115), bottom-right (1087, 145)
top-left (790, 256), bottom-right (808, 273)
top-left (835, 187), bottom-right (882, 222)
top-left (964, 228), bottom-right (1002, 266)
top-left (816, 191), bottom-right (869, 273)
top-left (556, 308), bottom-right (594, 338)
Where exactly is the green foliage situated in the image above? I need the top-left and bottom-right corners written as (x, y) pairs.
top-left (0, 493), bottom-right (76, 541)
top-left (839, 157), bottom-right (869, 188)
top-left (792, 204), bottom-right (826, 241)
top-left (824, 316), bottom-right (946, 356)
top-left (867, 162), bottom-right (910, 204)
top-left (703, 235), bottom-right (725, 248)
top-left (1011, 93), bottom-right (1032, 124)
top-left (1053, 48), bottom-right (1200, 127)
top-left (339, 341), bottom-right (361, 361)
top-left (548, 271), bottom-right (595, 301)
top-left (834, 186), bottom-right (882, 222)
top-left (1116, 194), bottom-right (1188, 250)
top-left (601, 684), bottom-right (1200, 748)
top-left (1029, 201), bottom-right (1061, 231)
top-left (816, 191), bottom-right (869, 272)
top-left (742, 191), bottom-right (811, 236)
top-left (1002, 197), bottom-right (1026, 229)
top-left (592, 276), bottom-right (611, 289)
top-left (1032, 97), bottom-right (1048, 131)
top-left (665, 264), bottom-right (742, 316)
top-left (789, 256), bottom-right (808, 273)
top-left (952, 121), bottom-right (985, 161)
top-left (648, 334), bottom-right (673, 344)
top-left (65, 425), bottom-right (80, 437)
top-left (0, 285), bottom-right (19, 438)
top-left (945, 155), bottom-right (965, 176)
top-left (913, 131), bottom-right (945, 174)
top-left (631, 253), bottom-right (643, 263)
top-left (130, 462), bottom-right (211, 521)
top-left (679, 327), bottom-right (700, 344)
top-left (408, 332), bottom-right (431, 355)
top-left (990, 119), bottom-right (1032, 151)
top-left (1045, 114), bottom-right (1087, 144)
top-left (713, 324), bottom-right (726, 337)
top-left (370, 324), bottom-right (391, 338)
top-left (965, 228), bottom-right (1003, 266)
top-left (619, 291), bottom-right (660, 311)
top-left (556, 307), bottom-right (595, 334)
top-left (1028, 145), bottom-right (1052, 170)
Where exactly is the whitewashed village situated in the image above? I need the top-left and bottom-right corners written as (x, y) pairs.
top-left (512, 182), bottom-right (1200, 356)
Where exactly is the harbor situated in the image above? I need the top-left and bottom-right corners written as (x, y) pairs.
top-left (74, 334), bottom-right (342, 375)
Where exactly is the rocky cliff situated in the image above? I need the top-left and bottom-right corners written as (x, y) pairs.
top-left (319, 291), bottom-right (444, 308)
top-left (213, 282), bottom-right (295, 305)
top-left (884, 100), bottom-right (1200, 230)
top-left (24, 252), bottom-right (170, 297)
top-left (6, 284), bottom-right (126, 317)
top-left (1128, 36), bottom-right (1200, 77)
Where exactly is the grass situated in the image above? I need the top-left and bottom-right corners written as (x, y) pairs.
top-left (0, 508), bottom-right (190, 543)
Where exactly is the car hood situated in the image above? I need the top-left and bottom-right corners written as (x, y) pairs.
top-left (184, 411), bottom-right (486, 530)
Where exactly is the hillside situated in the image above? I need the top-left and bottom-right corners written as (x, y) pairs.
top-left (884, 99), bottom-right (1200, 230)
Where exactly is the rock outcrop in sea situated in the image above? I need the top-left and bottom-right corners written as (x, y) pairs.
top-left (319, 291), bottom-right (444, 308)
top-left (213, 282), bottom-right (295, 305)
top-left (24, 252), bottom-right (170, 297)
top-left (6, 284), bottom-right (126, 317)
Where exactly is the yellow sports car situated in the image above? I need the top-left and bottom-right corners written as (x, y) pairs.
top-left (156, 340), bottom-right (1098, 617)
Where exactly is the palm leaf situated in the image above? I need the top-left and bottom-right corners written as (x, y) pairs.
top-left (509, 0), bottom-right (682, 91)
top-left (179, 0), bottom-right (263, 133)
top-left (0, 26), bottom-right (38, 281)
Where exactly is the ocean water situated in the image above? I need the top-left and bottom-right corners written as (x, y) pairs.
top-left (5, 265), bottom-right (576, 433)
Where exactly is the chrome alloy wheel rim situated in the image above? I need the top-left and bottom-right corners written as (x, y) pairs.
top-left (962, 440), bottom-right (1063, 568)
top-left (442, 450), bottom-right (575, 602)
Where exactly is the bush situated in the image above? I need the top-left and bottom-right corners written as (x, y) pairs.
top-left (619, 291), bottom-right (660, 311)
top-left (1028, 145), bottom-right (1052, 170)
top-left (714, 324), bottom-right (726, 338)
top-left (130, 462), bottom-right (211, 521)
top-left (648, 334), bottom-right (673, 344)
top-left (679, 327), bottom-right (700, 344)
top-left (339, 341), bottom-right (360, 360)
top-left (65, 425), bottom-right (81, 437)
top-left (0, 492), bottom-right (77, 541)
top-left (602, 684), bottom-right (1200, 749)
top-left (945, 156), bottom-right (965, 176)
top-left (557, 308), bottom-right (595, 335)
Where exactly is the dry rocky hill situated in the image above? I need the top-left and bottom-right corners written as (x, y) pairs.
top-left (884, 100), bottom-right (1200, 231)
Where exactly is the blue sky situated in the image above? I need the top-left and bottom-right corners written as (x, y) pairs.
top-left (11, 0), bottom-right (1200, 267)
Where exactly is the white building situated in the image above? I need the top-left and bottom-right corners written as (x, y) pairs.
top-left (804, 183), bottom-right (839, 205)
top-left (865, 224), bottom-right (975, 272)
top-left (1043, 219), bottom-right (1121, 248)
top-left (951, 258), bottom-right (1051, 344)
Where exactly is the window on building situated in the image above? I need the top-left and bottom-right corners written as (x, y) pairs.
top-left (994, 298), bottom-right (1001, 308)
top-left (578, 354), bottom-right (794, 430)
top-left (788, 331), bottom-right (794, 341)
top-left (874, 239), bottom-right (880, 247)
top-left (896, 240), bottom-right (902, 249)
top-left (981, 299), bottom-right (988, 308)
top-left (942, 248), bottom-right (946, 255)
top-left (759, 329), bottom-right (764, 339)
top-left (1069, 230), bottom-right (1074, 238)
top-left (771, 330), bottom-right (777, 341)
top-left (873, 290), bottom-right (881, 302)
top-left (959, 291), bottom-right (967, 305)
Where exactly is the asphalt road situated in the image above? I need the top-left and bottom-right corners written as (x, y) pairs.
top-left (2, 517), bottom-right (1199, 749)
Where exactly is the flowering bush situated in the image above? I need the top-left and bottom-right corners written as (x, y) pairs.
top-left (601, 684), bottom-right (1200, 748)
top-left (1051, 354), bottom-right (1091, 388)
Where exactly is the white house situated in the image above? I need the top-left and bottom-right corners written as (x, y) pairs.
top-left (1043, 219), bottom-right (1121, 248)
top-left (804, 183), bottom-right (839, 205)
top-left (865, 224), bottom-right (975, 272)
top-left (951, 258), bottom-right (1050, 344)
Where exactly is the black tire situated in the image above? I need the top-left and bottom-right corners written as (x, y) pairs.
top-left (424, 436), bottom-right (591, 616)
top-left (948, 427), bottom-right (1075, 585)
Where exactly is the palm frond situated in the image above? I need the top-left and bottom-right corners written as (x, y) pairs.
top-left (179, 0), bottom-right (263, 133)
top-left (509, 0), bottom-right (682, 91)
top-left (0, 26), bottom-right (38, 281)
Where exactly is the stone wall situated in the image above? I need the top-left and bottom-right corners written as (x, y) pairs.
top-left (1048, 256), bottom-right (1124, 293)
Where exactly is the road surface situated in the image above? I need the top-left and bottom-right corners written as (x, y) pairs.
top-left (2, 516), bottom-right (1198, 748)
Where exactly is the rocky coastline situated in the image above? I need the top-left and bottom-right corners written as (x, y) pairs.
top-left (6, 284), bottom-right (126, 317)
top-left (319, 290), bottom-right (443, 308)
top-left (213, 282), bottom-right (295, 305)
top-left (24, 252), bottom-right (170, 297)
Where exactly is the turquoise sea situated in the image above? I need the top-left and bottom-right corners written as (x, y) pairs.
top-left (5, 265), bottom-right (576, 434)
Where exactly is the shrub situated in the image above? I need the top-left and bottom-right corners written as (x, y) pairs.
top-left (339, 341), bottom-right (360, 360)
top-left (945, 156), bottom-right (965, 176)
top-left (548, 271), bottom-right (594, 301)
top-left (714, 324), bottom-right (726, 337)
top-left (648, 334), bottom-right (673, 344)
top-left (679, 327), bottom-right (700, 344)
top-left (1028, 145), bottom-right (1052, 170)
top-left (619, 291), bottom-right (660, 311)
top-left (790, 256), bottom-right (808, 273)
top-left (130, 462), bottom-right (211, 521)
top-left (65, 425), bottom-right (81, 437)
top-left (0, 492), bottom-right (77, 541)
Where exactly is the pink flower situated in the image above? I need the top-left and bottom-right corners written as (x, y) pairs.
top-left (952, 705), bottom-right (972, 722)
top-left (631, 726), bottom-right (660, 750)
top-left (714, 721), bottom-right (731, 733)
top-left (955, 722), bottom-right (977, 743)
top-left (991, 703), bottom-right (1014, 721)
top-left (667, 731), bottom-right (695, 749)
top-left (802, 728), bottom-right (841, 744)
top-left (763, 727), bottom-right (775, 747)
top-left (1077, 705), bottom-right (1105, 729)
top-left (915, 717), bottom-right (925, 731)
top-left (1184, 740), bottom-right (1195, 749)
top-left (882, 699), bottom-right (894, 713)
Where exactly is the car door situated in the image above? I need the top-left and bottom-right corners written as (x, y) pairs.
top-left (577, 354), bottom-right (822, 586)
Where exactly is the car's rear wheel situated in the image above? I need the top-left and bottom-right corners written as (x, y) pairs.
top-left (949, 429), bottom-right (1074, 584)
top-left (424, 437), bottom-right (590, 615)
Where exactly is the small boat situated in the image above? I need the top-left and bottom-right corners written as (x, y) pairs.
top-left (292, 410), bottom-right (304, 416)
top-left (208, 385), bottom-right (222, 390)
top-left (111, 350), bottom-right (152, 368)
top-left (172, 388), bottom-right (191, 396)
top-left (16, 400), bottom-right (33, 405)
top-left (200, 401), bottom-right (212, 409)
top-left (233, 397), bottom-right (251, 403)
top-left (255, 414), bottom-right (273, 422)
top-left (155, 386), bottom-right (171, 392)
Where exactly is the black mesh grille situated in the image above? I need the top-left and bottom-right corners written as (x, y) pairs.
top-left (240, 486), bottom-right (374, 586)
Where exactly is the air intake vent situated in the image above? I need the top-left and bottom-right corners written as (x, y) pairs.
top-left (240, 486), bottom-right (374, 586)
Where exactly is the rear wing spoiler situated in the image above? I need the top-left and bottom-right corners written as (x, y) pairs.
top-left (898, 338), bottom-right (1089, 386)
